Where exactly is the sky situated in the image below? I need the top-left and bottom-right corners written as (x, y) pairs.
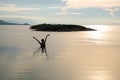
top-left (0, 0), bottom-right (120, 25)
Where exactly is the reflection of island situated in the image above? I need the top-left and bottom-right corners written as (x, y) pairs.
top-left (0, 20), bottom-right (29, 25)
top-left (30, 23), bottom-right (96, 32)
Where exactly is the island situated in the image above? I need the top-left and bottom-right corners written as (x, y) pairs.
top-left (0, 20), bottom-right (29, 25)
top-left (30, 23), bottom-right (96, 32)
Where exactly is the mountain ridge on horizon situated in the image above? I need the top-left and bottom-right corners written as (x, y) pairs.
top-left (0, 20), bottom-right (29, 25)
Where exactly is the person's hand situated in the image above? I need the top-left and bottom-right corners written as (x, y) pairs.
top-left (33, 37), bottom-right (35, 38)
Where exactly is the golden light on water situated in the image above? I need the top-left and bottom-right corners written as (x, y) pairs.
top-left (89, 31), bottom-right (104, 39)
top-left (88, 70), bottom-right (112, 80)
top-left (87, 31), bottom-right (107, 44)
top-left (86, 25), bottom-right (111, 31)
top-left (85, 25), bottom-right (111, 44)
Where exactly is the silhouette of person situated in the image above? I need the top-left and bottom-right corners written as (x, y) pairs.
top-left (33, 34), bottom-right (50, 59)
top-left (33, 34), bottom-right (50, 48)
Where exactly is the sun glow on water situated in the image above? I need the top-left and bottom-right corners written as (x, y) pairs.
top-left (89, 31), bottom-right (104, 39)
top-left (86, 25), bottom-right (111, 31)
top-left (88, 70), bottom-right (112, 80)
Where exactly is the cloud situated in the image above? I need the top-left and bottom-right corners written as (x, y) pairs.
top-left (48, 6), bottom-right (62, 9)
top-left (62, 0), bottom-right (120, 9)
top-left (56, 12), bottom-right (84, 15)
top-left (0, 3), bottom-right (15, 7)
top-left (62, 0), bottom-right (120, 16)
top-left (0, 15), bottom-right (44, 20)
top-left (0, 3), bottom-right (41, 12)
top-left (104, 8), bottom-right (120, 16)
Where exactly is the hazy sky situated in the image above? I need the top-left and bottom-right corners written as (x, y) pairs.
top-left (0, 0), bottom-right (120, 25)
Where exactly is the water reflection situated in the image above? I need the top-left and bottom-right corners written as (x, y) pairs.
top-left (86, 25), bottom-right (111, 31)
top-left (89, 32), bottom-right (104, 39)
top-left (33, 46), bottom-right (48, 59)
top-left (86, 31), bottom-right (107, 44)
top-left (88, 70), bottom-right (111, 80)
top-left (0, 25), bottom-right (120, 80)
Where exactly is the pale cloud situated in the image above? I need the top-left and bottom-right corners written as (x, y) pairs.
top-left (0, 3), bottom-right (15, 7)
top-left (62, 0), bottom-right (120, 16)
top-left (57, 12), bottom-right (84, 15)
top-left (104, 8), bottom-right (120, 16)
top-left (0, 15), bottom-right (44, 20)
top-left (0, 3), bottom-right (41, 12)
top-left (0, 6), bottom-right (40, 12)
top-left (62, 0), bottom-right (120, 9)
top-left (48, 6), bottom-right (62, 9)
top-left (48, 5), bottom-right (84, 15)
top-left (31, 5), bottom-right (41, 7)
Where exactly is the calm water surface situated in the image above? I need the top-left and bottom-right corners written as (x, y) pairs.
top-left (0, 25), bottom-right (120, 80)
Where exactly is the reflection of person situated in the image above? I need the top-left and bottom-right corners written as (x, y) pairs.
top-left (33, 46), bottom-right (47, 57)
top-left (33, 34), bottom-right (50, 48)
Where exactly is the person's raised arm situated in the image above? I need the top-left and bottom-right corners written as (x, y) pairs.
top-left (44, 34), bottom-right (50, 43)
top-left (33, 37), bottom-right (41, 45)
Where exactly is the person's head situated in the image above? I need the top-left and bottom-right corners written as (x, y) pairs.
top-left (41, 39), bottom-right (44, 42)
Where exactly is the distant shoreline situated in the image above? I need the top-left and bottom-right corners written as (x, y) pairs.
top-left (0, 20), bottom-right (29, 25)
top-left (30, 23), bottom-right (96, 32)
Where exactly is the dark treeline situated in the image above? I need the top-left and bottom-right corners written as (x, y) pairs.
top-left (30, 23), bottom-right (96, 32)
